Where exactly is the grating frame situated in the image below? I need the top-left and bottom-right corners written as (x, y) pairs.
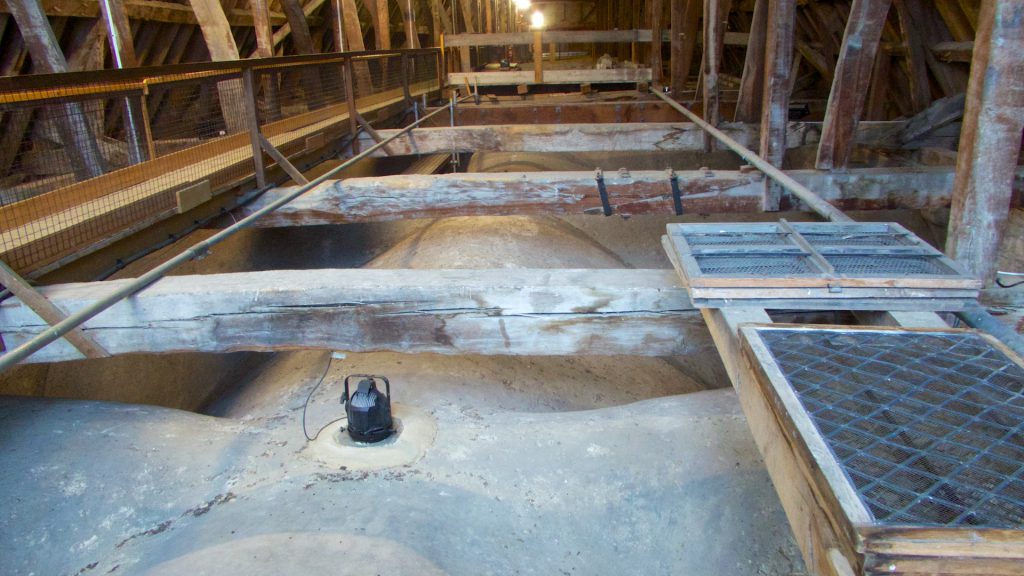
top-left (750, 326), bottom-right (1024, 530)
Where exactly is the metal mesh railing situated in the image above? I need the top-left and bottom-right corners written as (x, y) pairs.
top-left (760, 328), bottom-right (1024, 529)
top-left (0, 49), bottom-right (440, 277)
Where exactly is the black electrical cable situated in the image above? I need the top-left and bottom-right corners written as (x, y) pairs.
top-left (302, 355), bottom-right (345, 441)
top-left (996, 277), bottom-right (1024, 288)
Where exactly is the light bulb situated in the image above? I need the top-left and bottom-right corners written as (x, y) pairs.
top-left (513, 0), bottom-right (530, 11)
top-left (530, 10), bottom-right (544, 28)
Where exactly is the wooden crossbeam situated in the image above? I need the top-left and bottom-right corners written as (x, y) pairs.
top-left (448, 68), bottom-right (652, 86)
top-left (241, 167), bottom-right (977, 227)
top-left (0, 269), bottom-right (713, 364)
top-left (0, 261), bottom-right (108, 359)
top-left (358, 120), bottom-right (929, 156)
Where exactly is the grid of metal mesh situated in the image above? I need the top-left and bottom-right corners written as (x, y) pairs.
top-left (0, 50), bottom-right (440, 277)
top-left (759, 328), bottom-right (1024, 529)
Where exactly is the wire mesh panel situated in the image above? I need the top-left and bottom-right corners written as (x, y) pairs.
top-left (739, 325), bottom-right (1024, 574)
top-left (663, 221), bottom-right (981, 310)
top-left (752, 327), bottom-right (1024, 529)
top-left (0, 50), bottom-right (441, 278)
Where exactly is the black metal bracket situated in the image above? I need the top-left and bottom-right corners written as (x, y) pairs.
top-left (668, 169), bottom-right (683, 216)
top-left (595, 168), bottom-right (612, 216)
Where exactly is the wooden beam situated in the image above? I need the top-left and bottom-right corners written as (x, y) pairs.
top-left (279, 0), bottom-right (317, 54)
top-left (448, 99), bottom-right (688, 125)
top-left (358, 120), bottom-right (913, 155)
top-left (702, 0), bottom-right (722, 151)
top-left (758, 0), bottom-right (794, 211)
top-left (188, 0), bottom-right (240, 60)
top-left (815, 0), bottom-right (894, 170)
top-left (650, 0), bottom-right (663, 86)
top-left (448, 68), bottom-right (652, 85)
top-left (96, 0), bottom-right (136, 66)
top-left (249, 0), bottom-right (275, 57)
top-left (734, 0), bottom-right (766, 123)
top-left (0, 0), bottom-right (299, 27)
top-left (399, 0), bottom-right (418, 48)
top-left (0, 269), bottom-right (713, 364)
top-left (241, 167), bottom-right (974, 226)
top-left (444, 29), bottom-right (655, 46)
top-left (671, 0), bottom-right (702, 99)
top-left (931, 40), bottom-right (974, 63)
top-left (945, 0), bottom-right (1024, 286)
top-left (0, 260), bottom-right (109, 359)
top-left (894, 0), bottom-right (931, 114)
top-left (365, 0), bottom-right (390, 50)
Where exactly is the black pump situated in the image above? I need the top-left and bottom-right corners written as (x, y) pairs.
top-left (342, 375), bottom-right (394, 443)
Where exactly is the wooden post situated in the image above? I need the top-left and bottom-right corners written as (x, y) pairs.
top-left (534, 29), bottom-right (543, 84)
top-left (945, 0), bottom-right (1024, 286)
top-left (401, 0), bottom-right (419, 48)
top-left (343, 57), bottom-right (361, 154)
top-left (250, 0), bottom-right (281, 120)
top-left (650, 0), bottom-right (663, 86)
top-left (893, 0), bottom-right (931, 114)
top-left (734, 0), bottom-right (767, 122)
top-left (758, 0), bottom-right (795, 212)
top-left (241, 67), bottom-right (266, 188)
top-left (7, 0), bottom-right (106, 180)
top-left (702, 0), bottom-right (721, 151)
top-left (815, 0), bottom-right (894, 170)
top-left (671, 0), bottom-right (701, 99)
top-left (279, 0), bottom-right (316, 53)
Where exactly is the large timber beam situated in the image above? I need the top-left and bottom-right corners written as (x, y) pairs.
top-left (815, 0), bottom-right (894, 170)
top-left (445, 99), bottom-right (690, 125)
top-left (357, 121), bottom-right (916, 156)
top-left (945, 0), bottom-right (1024, 287)
top-left (242, 167), bottom-right (991, 227)
top-left (0, 269), bottom-right (709, 364)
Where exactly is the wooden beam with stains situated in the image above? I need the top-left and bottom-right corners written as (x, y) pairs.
top-left (671, 0), bottom-right (700, 98)
top-left (0, 269), bottom-right (712, 363)
top-left (758, 0), bottom-right (795, 211)
top-left (945, 0), bottom-right (1024, 287)
top-left (241, 167), bottom-right (979, 226)
top-left (815, 0), bottom-right (893, 170)
top-left (734, 0), bottom-right (767, 123)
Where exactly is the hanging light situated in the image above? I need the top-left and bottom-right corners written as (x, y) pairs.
top-left (513, 0), bottom-right (530, 11)
top-left (530, 10), bottom-right (545, 29)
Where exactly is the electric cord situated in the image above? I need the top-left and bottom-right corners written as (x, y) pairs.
top-left (302, 355), bottom-right (346, 441)
top-left (996, 271), bottom-right (1024, 288)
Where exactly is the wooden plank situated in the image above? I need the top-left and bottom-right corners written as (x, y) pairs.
top-left (0, 260), bottom-right (108, 359)
top-left (758, 0), bottom-right (795, 211)
top-left (734, 0), bottom-right (767, 123)
top-left (241, 167), bottom-right (969, 226)
top-left (258, 134), bottom-right (309, 185)
top-left (894, 0), bottom-right (932, 113)
top-left (815, 0), bottom-right (894, 170)
top-left (448, 68), bottom-right (652, 86)
top-left (0, 268), bottom-right (711, 364)
top-left (700, 308), bottom-right (860, 576)
top-left (945, 0), bottom-right (1024, 287)
top-left (671, 0), bottom-right (701, 99)
top-left (931, 40), bottom-right (974, 63)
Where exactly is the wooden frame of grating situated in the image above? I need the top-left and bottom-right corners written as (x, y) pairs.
top-left (737, 324), bottom-right (1024, 576)
top-left (662, 221), bottom-right (981, 310)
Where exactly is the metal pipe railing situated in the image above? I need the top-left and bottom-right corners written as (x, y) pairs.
top-left (651, 90), bottom-right (853, 223)
top-left (0, 97), bottom-right (468, 373)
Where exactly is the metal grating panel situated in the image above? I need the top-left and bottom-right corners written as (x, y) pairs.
top-left (758, 328), bottom-right (1024, 529)
top-left (693, 254), bottom-right (817, 275)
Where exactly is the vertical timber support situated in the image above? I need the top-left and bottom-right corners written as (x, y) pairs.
top-left (188, 0), bottom-right (248, 134)
top-left (815, 0), bottom-right (893, 171)
top-left (343, 57), bottom-right (361, 154)
top-left (241, 67), bottom-right (267, 189)
top-left (650, 0), bottom-right (663, 87)
top-left (734, 0), bottom-right (767, 122)
top-left (671, 0), bottom-right (701, 100)
top-left (534, 29), bottom-right (543, 84)
top-left (759, 0), bottom-right (795, 211)
top-left (701, 0), bottom-right (722, 151)
top-left (250, 0), bottom-right (281, 120)
top-left (945, 0), bottom-right (1024, 287)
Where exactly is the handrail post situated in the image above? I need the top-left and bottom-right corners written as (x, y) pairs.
top-left (241, 66), bottom-right (267, 188)
top-left (342, 57), bottom-right (361, 154)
